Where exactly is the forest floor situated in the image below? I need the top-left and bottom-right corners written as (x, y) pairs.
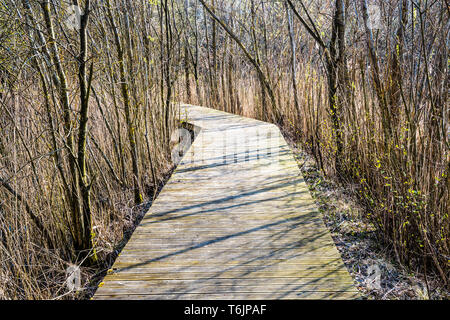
top-left (287, 137), bottom-right (449, 300)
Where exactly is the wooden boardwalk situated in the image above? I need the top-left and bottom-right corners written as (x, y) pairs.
top-left (94, 104), bottom-right (359, 299)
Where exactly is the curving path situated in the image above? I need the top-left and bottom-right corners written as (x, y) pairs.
top-left (94, 104), bottom-right (359, 299)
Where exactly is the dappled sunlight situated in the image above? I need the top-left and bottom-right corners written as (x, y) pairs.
top-left (94, 105), bottom-right (359, 300)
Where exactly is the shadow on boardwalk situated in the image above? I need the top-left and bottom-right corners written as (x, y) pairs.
top-left (93, 105), bottom-right (359, 300)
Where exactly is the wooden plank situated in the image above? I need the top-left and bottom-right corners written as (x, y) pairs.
top-left (95, 282), bottom-right (358, 295)
top-left (94, 278), bottom-right (356, 289)
top-left (94, 104), bottom-right (359, 300)
top-left (94, 292), bottom-right (360, 300)
top-left (112, 258), bottom-right (347, 268)
top-left (116, 248), bottom-right (346, 259)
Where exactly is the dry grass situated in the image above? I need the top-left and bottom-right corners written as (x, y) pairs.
top-left (290, 142), bottom-right (449, 299)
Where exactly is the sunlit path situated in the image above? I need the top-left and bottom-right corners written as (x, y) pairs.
top-left (94, 105), bottom-right (359, 300)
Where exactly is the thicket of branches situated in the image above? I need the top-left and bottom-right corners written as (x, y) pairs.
top-left (0, 0), bottom-right (180, 298)
top-left (0, 0), bottom-right (448, 299)
top-left (183, 0), bottom-right (448, 288)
